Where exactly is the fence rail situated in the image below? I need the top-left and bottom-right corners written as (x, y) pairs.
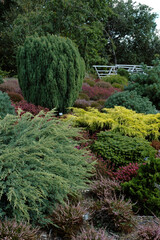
top-left (93, 64), bottom-right (152, 79)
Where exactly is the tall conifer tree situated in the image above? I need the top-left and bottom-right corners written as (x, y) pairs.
top-left (17, 34), bottom-right (85, 113)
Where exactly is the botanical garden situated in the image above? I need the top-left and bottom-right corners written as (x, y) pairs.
top-left (0, 0), bottom-right (160, 239)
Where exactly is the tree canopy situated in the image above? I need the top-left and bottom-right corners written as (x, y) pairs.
top-left (0, 0), bottom-right (160, 74)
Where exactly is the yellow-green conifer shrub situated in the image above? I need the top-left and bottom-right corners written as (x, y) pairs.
top-left (67, 106), bottom-right (160, 140)
top-left (17, 34), bottom-right (85, 113)
top-left (0, 110), bottom-right (93, 226)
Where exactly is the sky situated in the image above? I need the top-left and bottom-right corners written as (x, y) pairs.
top-left (134, 0), bottom-right (160, 31)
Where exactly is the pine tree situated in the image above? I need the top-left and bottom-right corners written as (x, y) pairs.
top-left (17, 34), bottom-right (85, 113)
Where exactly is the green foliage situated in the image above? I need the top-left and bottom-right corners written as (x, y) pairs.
top-left (0, 110), bottom-right (94, 225)
top-left (122, 157), bottom-right (160, 216)
top-left (0, 219), bottom-right (39, 240)
top-left (67, 107), bottom-right (160, 140)
top-left (107, 0), bottom-right (160, 65)
top-left (0, 90), bottom-right (15, 119)
top-left (0, 75), bottom-right (3, 84)
top-left (125, 59), bottom-right (160, 109)
top-left (117, 68), bottom-right (130, 79)
top-left (104, 90), bottom-right (157, 114)
top-left (91, 131), bottom-right (156, 168)
top-left (102, 74), bottom-right (128, 86)
top-left (17, 34), bottom-right (85, 113)
top-left (111, 82), bottom-right (124, 90)
top-left (0, 68), bottom-right (10, 78)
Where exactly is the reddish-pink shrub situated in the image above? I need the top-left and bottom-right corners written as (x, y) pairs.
top-left (113, 163), bottom-right (139, 182)
top-left (12, 100), bottom-right (49, 116)
top-left (82, 84), bottom-right (121, 100)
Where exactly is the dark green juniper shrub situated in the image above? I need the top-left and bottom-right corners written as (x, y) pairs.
top-left (122, 157), bottom-right (160, 216)
top-left (91, 131), bottom-right (156, 168)
top-left (49, 201), bottom-right (87, 239)
top-left (125, 59), bottom-right (160, 109)
top-left (104, 90), bottom-right (157, 114)
top-left (0, 110), bottom-right (93, 226)
top-left (0, 219), bottom-right (39, 240)
top-left (0, 90), bottom-right (15, 119)
top-left (17, 34), bottom-right (85, 113)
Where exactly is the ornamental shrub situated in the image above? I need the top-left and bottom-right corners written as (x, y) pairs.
top-left (0, 111), bottom-right (93, 225)
top-left (104, 90), bottom-right (157, 114)
top-left (82, 84), bottom-right (120, 100)
top-left (17, 34), bottom-right (85, 113)
top-left (95, 81), bottom-right (112, 88)
top-left (92, 195), bottom-right (135, 233)
top-left (122, 157), bottom-right (160, 216)
top-left (102, 74), bottom-right (128, 86)
top-left (7, 91), bottom-right (24, 102)
top-left (72, 225), bottom-right (110, 240)
top-left (0, 219), bottom-right (39, 240)
top-left (0, 90), bottom-right (15, 119)
top-left (12, 100), bottom-right (49, 116)
top-left (111, 82), bottom-right (124, 90)
top-left (49, 202), bottom-right (87, 239)
top-left (113, 163), bottom-right (139, 182)
top-left (67, 106), bottom-right (160, 139)
top-left (128, 220), bottom-right (160, 240)
top-left (117, 68), bottom-right (129, 79)
top-left (125, 59), bottom-right (160, 109)
top-left (91, 131), bottom-right (156, 167)
top-left (78, 92), bottom-right (90, 101)
top-left (0, 79), bottom-right (22, 94)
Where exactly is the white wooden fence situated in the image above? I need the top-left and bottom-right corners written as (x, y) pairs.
top-left (93, 64), bottom-right (152, 79)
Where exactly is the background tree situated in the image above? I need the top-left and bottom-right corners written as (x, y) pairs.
top-left (106, 0), bottom-right (160, 65)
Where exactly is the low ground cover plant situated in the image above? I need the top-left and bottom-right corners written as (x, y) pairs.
top-left (72, 225), bottom-right (110, 240)
top-left (91, 131), bottom-right (156, 168)
top-left (49, 202), bottom-right (87, 239)
top-left (0, 219), bottom-right (39, 240)
top-left (67, 106), bottom-right (160, 140)
top-left (0, 110), bottom-right (93, 225)
top-left (12, 100), bottom-right (49, 115)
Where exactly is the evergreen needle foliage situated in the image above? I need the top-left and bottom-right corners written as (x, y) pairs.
top-left (0, 90), bottom-right (15, 119)
top-left (0, 110), bottom-right (94, 226)
top-left (67, 107), bottom-right (160, 140)
top-left (104, 90), bottom-right (157, 114)
top-left (17, 34), bottom-right (85, 113)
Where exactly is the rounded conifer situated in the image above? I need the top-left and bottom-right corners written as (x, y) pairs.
top-left (17, 34), bottom-right (85, 113)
